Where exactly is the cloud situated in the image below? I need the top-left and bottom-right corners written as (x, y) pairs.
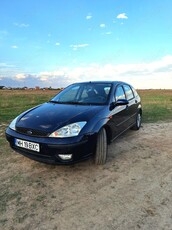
top-left (1, 56), bottom-right (172, 89)
top-left (0, 63), bottom-right (16, 78)
top-left (15, 74), bottom-right (27, 80)
top-left (70, 44), bottom-right (89, 50)
top-left (0, 63), bottom-right (15, 68)
top-left (14, 23), bottom-right (30, 28)
top-left (100, 24), bottom-right (106, 28)
top-left (37, 55), bottom-right (172, 89)
top-left (37, 56), bottom-right (172, 88)
top-left (39, 70), bottom-right (65, 80)
top-left (86, 15), bottom-right (92, 20)
top-left (38, 70), bottom-right (73, 86)
top-left (116, 13), bottom-right (128, 19)
top-left (11, 45), bottom-right (18, 49)
top-left (55, 42), bottom-right (60, 46)
top-left (105, 31), bottom-right (112, 35)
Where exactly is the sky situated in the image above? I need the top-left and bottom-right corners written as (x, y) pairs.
top-left (0, 0), bottom-right (172, 89)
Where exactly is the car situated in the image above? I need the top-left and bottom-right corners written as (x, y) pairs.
top-left (6, 81), bottom-right (142, 165)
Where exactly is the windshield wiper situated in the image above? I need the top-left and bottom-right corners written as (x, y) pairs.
top-left (49, 100), bottom-right (80, 104)
top-left (49, 100), bottom-right (63, 104)
top-left (49, 100), bottom-right (103, 105)
top-left (62, 101), bottom-right (80, 104)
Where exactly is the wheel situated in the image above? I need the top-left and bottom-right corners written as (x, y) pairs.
top-left (94, 128), bottom-right (107, 165)
top-left (132, 111), bottom-right (142, 130)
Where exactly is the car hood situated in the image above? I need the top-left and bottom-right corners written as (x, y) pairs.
top-left (16, 102), bottom-right (104, 133)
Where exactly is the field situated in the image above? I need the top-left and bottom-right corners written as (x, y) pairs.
top-left (0, 89), bottom-right (172, 230)
top-left (138, 89), bottom-right (172, 122)
top-left (0, 89), bottom-right (57, 123)
top-left (0, 89), bottom-right (172, 123)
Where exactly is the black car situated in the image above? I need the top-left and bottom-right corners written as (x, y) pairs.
top-left (6, 81), bottom-right (142, 165)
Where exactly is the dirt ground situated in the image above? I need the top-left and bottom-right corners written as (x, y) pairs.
top-left (0, 122), bottom-right (172, 230)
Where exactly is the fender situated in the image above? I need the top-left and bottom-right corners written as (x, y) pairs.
top-left (91, 117), bottom-right (110, 133)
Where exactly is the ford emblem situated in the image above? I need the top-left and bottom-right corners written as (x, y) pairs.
top-left (27, 130), bottom-right (33, 135)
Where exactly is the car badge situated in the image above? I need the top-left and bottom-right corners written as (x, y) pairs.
top-left (27, 130), bottom-right (33, 135)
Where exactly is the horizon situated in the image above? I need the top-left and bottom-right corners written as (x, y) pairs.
top-left (0, 0), bottom-right (172, 89)
top-left (1, 85), bottom-right (172, 91)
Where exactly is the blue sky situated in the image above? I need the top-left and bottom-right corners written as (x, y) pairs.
top-left (0, 0), bottom-right (172, 88)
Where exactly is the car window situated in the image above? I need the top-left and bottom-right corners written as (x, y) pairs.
top-left (123, 85), bottom-right (134, 100)
top-left (104, 87), bottom-right (111, 95)
top-left (80, 87), bottom-right (97, 100)
top-left (79, 83), bottom-right (111, 103)
top-left (115, 86), bottom-right (126, 101)
top-left (58, 85), bottom-right (80, 102)
top-left (132, 87), bottom-right (138, 97)
top-left (51, 83), bottom-right (112, 105)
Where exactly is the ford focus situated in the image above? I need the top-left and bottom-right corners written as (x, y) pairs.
top-left (6, 81), bottom-right (142, 165)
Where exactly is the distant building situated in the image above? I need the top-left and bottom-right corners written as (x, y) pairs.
top-left (35, 86), bottom-right (40, 90)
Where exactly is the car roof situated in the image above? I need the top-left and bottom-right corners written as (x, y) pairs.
top-left (72, 81), bottom-right (131, 86)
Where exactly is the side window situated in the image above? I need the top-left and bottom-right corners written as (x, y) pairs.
top-left (132, 87), bottom-right (138, 97)
top-left (115, 86), bottom-right (126, 101)
top-left (123, 85), bottom-right (134, 100)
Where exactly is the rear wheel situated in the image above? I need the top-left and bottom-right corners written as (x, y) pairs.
top-left (132, 111), bottom-right (142, 130)
top-left (95, 128), bottom-right (107, 165)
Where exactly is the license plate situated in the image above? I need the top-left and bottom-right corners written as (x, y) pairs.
top-left (15, 138), bottom-right (40, 152)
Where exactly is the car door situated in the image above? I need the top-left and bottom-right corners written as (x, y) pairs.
top-left (109, 85), bottom-right (129, 140)
top-left (123, 84), bottom-right (137, 126)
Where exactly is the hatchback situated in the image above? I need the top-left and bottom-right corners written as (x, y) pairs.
top-left (6, 81), bottom-right (142, 165)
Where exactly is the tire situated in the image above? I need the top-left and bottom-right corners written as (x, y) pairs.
top-left (94, 128), bottom-right (107, 165)
top-left (132, 111), bottom-right (142, 130)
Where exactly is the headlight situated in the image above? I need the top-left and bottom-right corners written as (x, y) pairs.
top-left (9, 116), bottom-right (19, 131)
top-left (49, 121), bottom-right (87, 138)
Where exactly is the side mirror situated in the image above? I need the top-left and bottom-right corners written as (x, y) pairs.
top-left (110, 99), bottom-right (129, 110)
top-left (115, 99), bottom-right (129, 106)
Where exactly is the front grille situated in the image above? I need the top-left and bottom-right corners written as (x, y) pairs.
top-left (16, 127), bottom-right (48, 137)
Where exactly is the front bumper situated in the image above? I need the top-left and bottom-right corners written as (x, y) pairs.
top-left (5, 127), bottom-right (97, 164)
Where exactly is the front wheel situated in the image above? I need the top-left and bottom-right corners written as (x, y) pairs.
top-left (132, 111), bottom-right (142, 130)
top-left (94, 128), bottom-right (107, 165)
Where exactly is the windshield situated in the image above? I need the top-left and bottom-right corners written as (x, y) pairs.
top-left (50, 82), bottom-right (112, 105)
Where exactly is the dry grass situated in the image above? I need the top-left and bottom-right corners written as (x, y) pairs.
top-left (0, 89), bottom-right (172, 123)
top-left (138, 89), bottom-right (172, 122)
